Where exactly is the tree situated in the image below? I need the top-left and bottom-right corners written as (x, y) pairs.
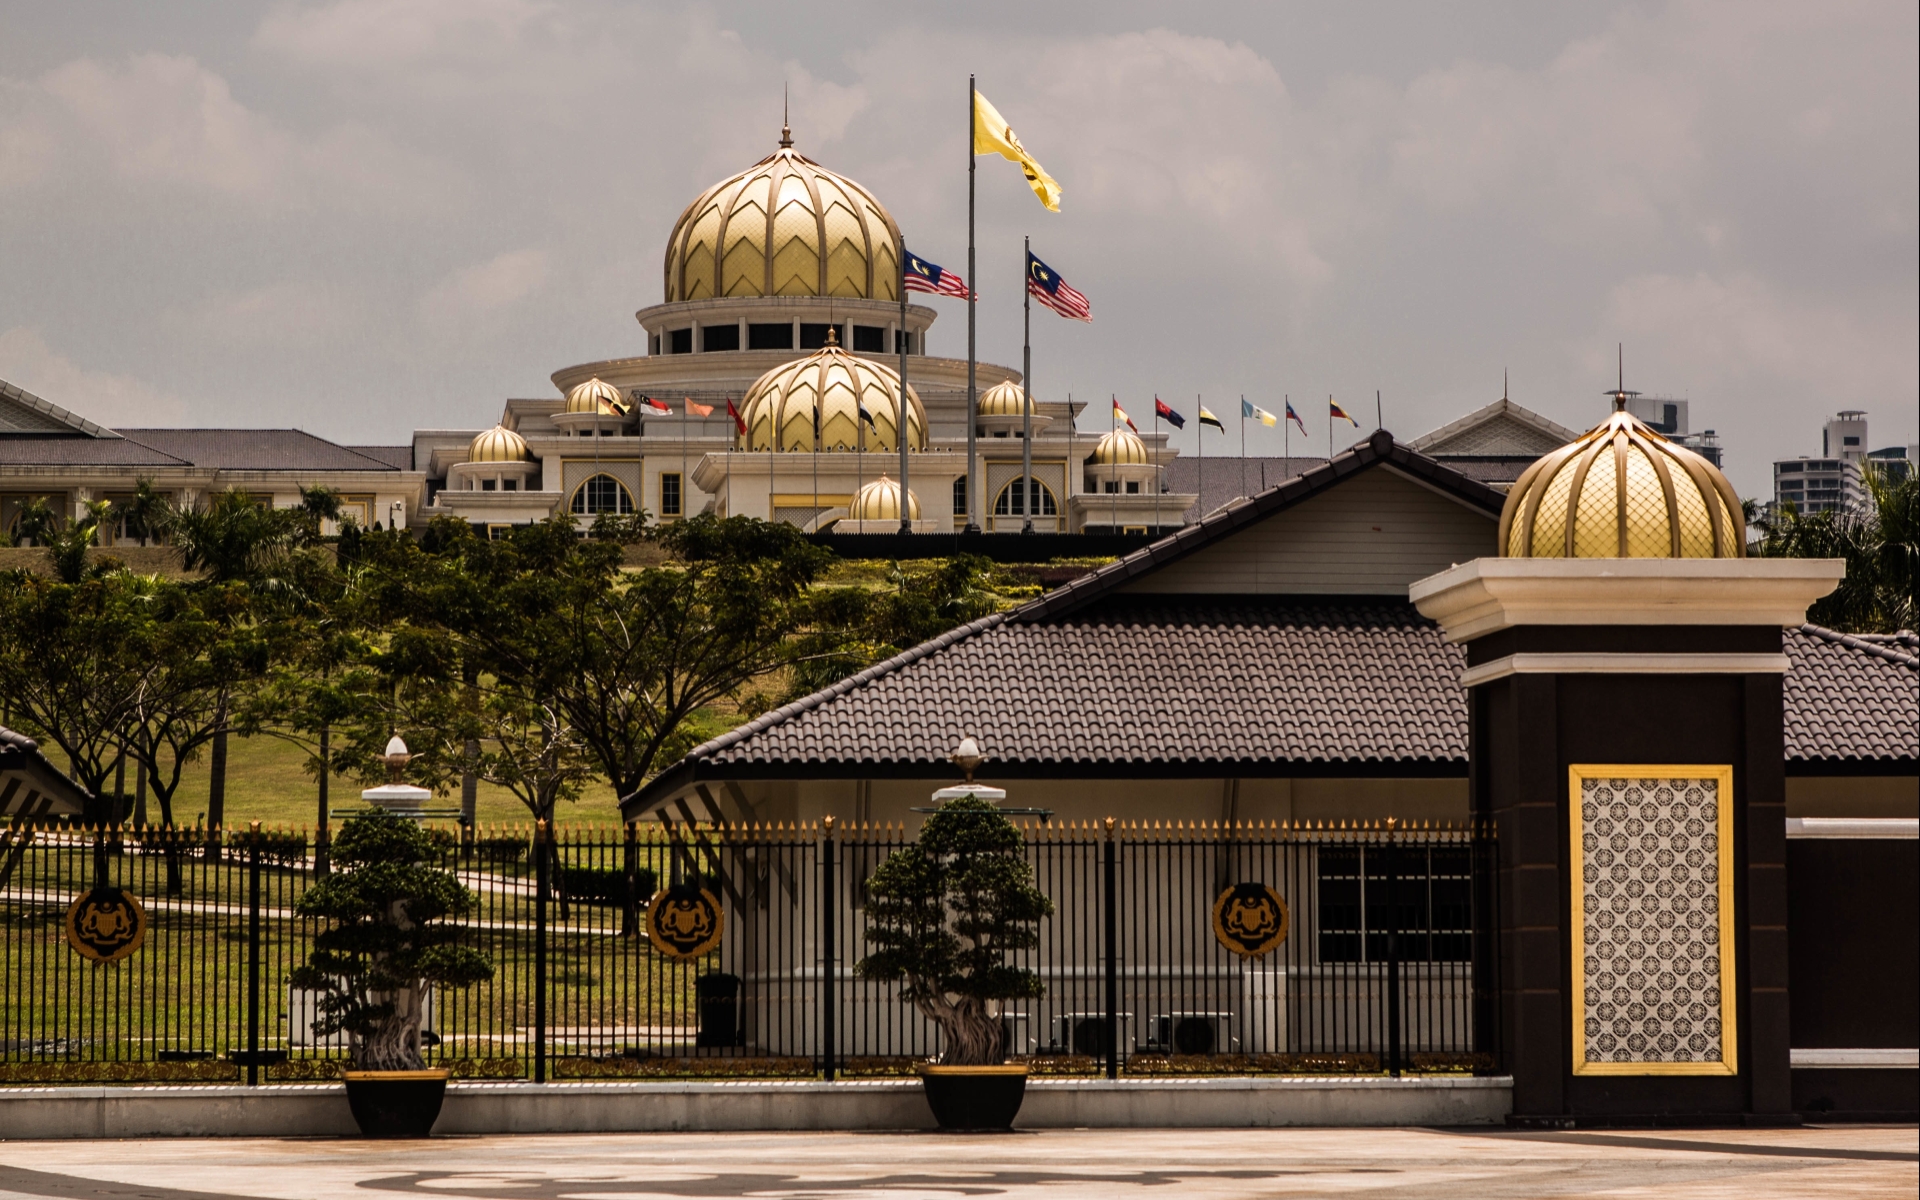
top-left (789, 554), bottom-right (1006, 696)
top-left (171, 488), bottom-right (324, 589)
top-left (10, 497), bottom-right (58, 548)
top-left (290, 808), bottom-right (493, 1070)
top-left (0, 571), bottom-right (145, 801)
top-left (119, 478), bottom-right (174, 548)
top-left (856, 795), bottom-right (1054, 1065)
top-left (1755, 470), bottom-right (1918, 634)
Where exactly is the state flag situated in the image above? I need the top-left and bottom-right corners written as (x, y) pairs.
top-left (1154, 398), bottom-right (1185, 429)
top-left (1243, 399), bottom-right (1277, 427)
top-left (1198, 406), bottom-right (1223, 430)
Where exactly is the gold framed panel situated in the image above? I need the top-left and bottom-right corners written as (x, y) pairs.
top-left (1568, 764), bottom-right (1737, 1077)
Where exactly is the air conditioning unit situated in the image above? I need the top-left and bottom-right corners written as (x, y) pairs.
top-left (1049, 1012), bottom-right (1132, 1056)
top-left (1148, 1011), bottom-right (1236, 1056)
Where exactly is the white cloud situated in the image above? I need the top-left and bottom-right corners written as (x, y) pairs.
top-left (253, 0), bottom-right (553, 71)
top-left (0, 328), bottom-right (189, 427)
top-left (171, 280), bottom-right (362, 350)
top-left (418, 248), bottom-right (552, 329)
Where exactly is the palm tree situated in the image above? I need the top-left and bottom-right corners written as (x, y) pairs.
top-left (1755, 470), bottom-right (1917, 633)
top-left (120, 478), bottom-right (176, 547)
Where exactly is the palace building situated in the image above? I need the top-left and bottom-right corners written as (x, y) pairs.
top-left (0, 121), bottom-right (1205, 540)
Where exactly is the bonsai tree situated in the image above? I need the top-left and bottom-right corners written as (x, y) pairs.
top-left (857, 795), bottom-right (1054, 1064)
top-left (291, 808), bottom-right (493, 1070)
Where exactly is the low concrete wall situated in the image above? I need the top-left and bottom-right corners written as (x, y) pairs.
top-left (0, 1076), bottom-right (1512, 1139)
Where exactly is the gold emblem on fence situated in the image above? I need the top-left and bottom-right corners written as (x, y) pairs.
top-left (1211, 882), bottom-right (1288, 958)
top-left (65, 887), bottom-right (147, 963)
top-left (646, 884), bottom-right (724, 959)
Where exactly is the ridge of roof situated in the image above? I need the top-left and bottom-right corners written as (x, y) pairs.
top-left (1408, 397), bottom-right (1579, 453)
top-left (1011, 429), bottom-right (1507, 624)
top-left (116, 428), bottom-right (409, 472)
top-left (1795, 623), bottom-right (1920, 669)
top-left (0, 379), bottom-right (121, 439)
top-left (622, 608), bottom-right (1015, 810)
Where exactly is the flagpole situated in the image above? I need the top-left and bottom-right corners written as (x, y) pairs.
top-left (680, 401), bottom-right (687, 521)
top-left (1196, 394), bottom-right (1203, 520)
top-left (1152, 395), bottom-right (1161, 534)
top-left (1239, 396), bottom-right (1247, 500)
top-left (856, 389), bottom-right (864, 522)
top-left (1021, 235), bottom-right (1033, 534)
top-left (898, 236), bottom-right (911, 534)
top-left (1376, 389), bottom-right (1383, 433)
top-left (1109, 394), bottom-right (1117, 533)
top-left (1066, 391), bottom-right (1074, 531)
top-left (1284, 394), bottom-right (1290, 473)
top-left (965, 74), bottom-right (980, 533)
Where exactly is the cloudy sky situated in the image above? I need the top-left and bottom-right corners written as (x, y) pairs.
top-left (1, 0), bottom-right (1913, 497)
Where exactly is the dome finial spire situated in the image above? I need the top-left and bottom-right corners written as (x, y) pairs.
top-left (1605, 342), bottom-right (1638, 412)
top-left (780, 84), bottom-right (793, 148)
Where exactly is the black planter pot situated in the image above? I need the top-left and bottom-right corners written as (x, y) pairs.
top-left (917, 1065), bottom-right (1029, 1131)
top-left (342, 1069), bottom-right (451, 1138)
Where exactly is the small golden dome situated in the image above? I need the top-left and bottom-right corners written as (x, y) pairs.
top-left (848, 475), bottom-right (920, 521)
top-left (566, 377), bottom-right (625, 415)
top-left (738, 338), bottom-right (927, 453)
top-left (978, 380), bottom-right (1033, 416)
top-left (1500, 405), bottom-right (1744, 558)
top-left (1089, 428), bottom-right (1149, 466)
top-left (469, 424), bottom-right (530, 464)
top-left (664, 130), bottom-right (902, 303)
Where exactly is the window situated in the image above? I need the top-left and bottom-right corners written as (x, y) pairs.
top-left (853, 325), bottom-right (886, 353)
top-left (1102, 481), bottom-right (1118, 494)
top-left (1843, 436), bottom-right (1860, 446)
top-left (749, 323), bottom-right (794, 350)
top-left (952, 477), bottom-right (968, 517)
top-left (481, 479), bottom-right (496, 491)
top-left (1121, 525), bottom-right (1148, 535)
top-left (651, 335), bottom-right (660, 355)
top-left (799, 323), bottom-right (845, 350)
top-left (660, 472), bottom-right (682, 517)
top-left (669, 329), bottom-right (693, 354)
top-left (503, 479), bottom-right (517, 492)
top-left (702, 325), bottom-right (740, 352)
top-left (1316, 846), bottom-right (1472, 963)
top-left (1125, 481), bottom-right (1140, 494)
top-left (570, 474), bottom-right (635, 515)
top-left (993, 477), bottom-right (1058, 516)
top-left (895, 330), bottom-right (914, 354)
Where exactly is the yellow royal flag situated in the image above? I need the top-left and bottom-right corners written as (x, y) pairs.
top-left (973, 89), bottom-right (1062, 212)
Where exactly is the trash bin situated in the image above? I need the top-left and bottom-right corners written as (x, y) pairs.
top-left (695, 972), bottom-right (743, 1047)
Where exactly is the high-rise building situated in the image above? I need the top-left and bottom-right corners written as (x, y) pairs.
top-left (1774, 410), bottom-right (1875, 515)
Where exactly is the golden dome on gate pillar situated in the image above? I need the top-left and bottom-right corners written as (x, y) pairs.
top-left (664, 126), bottom-right (903, 303)
top-left (738, 335), bottom-right (927, 453)
top-left (978, 380), bottom-right (1033, 416)
top-left (848, 475), bottom-right (920, 521)
top-left (469, 424), bottom-right (530, 463)
top-left (1089, 428), bottom-right (1149, 466)
top-left (1500, 399), bottom-right (1744, 558)
top-left (565, 376), bottom-right (625, 415)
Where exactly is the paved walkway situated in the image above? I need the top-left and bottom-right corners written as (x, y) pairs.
top-left (0, 1126), bottom-right (1914, 1198)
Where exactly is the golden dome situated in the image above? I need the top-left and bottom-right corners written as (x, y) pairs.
top-left (664, 128), bottom-right (902, 303)
top-left (469, 424), bottom-right (530, 464)
top-left (1089, 428), bottom-right (1149, 466)
top-left (978, 380), bottom-right (1033, 416)
top-left (738, 337), bottom-right (927, 453)
top-left (1500, 404), bottom-right (1744, 558)
top-left (565, 376), bottom-right (625, 415)
top-left (848, 475), bottom-right (920, 521)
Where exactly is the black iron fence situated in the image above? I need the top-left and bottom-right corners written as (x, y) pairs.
top-left (0, 817), bottom-right (1497, 1084)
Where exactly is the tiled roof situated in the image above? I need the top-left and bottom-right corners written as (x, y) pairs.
top-left (1016, 430), bottom-right (1508, 624)
top-left (1784, 625), bottom-right (1920, 767)
top-left (681, 599), bottom-right (1468, 781)
top-left (1164, 457), bottom-right (1327, 523)
top-left (347, 445), bottom-right (414, 470)
top-left (0, 724), bottom-right (94, 817)
top-left (0, 379), bottom-right (120, 438)
top-left (0, 435), bottom-right (189, 466)
top-left (116, 429), bottom-right (405, 472)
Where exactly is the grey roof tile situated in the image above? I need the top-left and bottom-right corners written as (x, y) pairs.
top-left (1784, 625), bottom-right (1920, 765)
top-left (117, 429), bottom-right (404, 472)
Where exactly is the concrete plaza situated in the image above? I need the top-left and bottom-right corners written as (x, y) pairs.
top-left (0, 1126), bottom-right (1914, 1199)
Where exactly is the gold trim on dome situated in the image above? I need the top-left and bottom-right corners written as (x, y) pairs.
top-left (469, 424), bottom-right (530, 463)
top-left (1089, 428), bottom-right (1148, 466)
top-left (737, 344), bottom-right (927, 454)
top-left (1498, 408), bottom-right (1743, 559)
top-left (848, 475), bottom-right (920, 521)
top-left (663, 134), bottom-right (903, 304)
top-left (977, 380), bottom-right (1033, 416)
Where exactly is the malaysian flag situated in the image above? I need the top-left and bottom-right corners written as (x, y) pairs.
top-left (635, 394), bottom-right (672, 417)
top-left (1027, 251), bottom-right (1091, 322)
top-left (903, 250), bottom-right (971, 299)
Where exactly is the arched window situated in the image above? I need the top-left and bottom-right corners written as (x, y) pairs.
top-left (993, 477), bottom-right (1058, 517)
top-left (571, 474), bottom-right (635, 515)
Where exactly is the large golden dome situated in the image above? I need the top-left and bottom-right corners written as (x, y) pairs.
top-left (1089, 428), bottom-right (1149, 466)
top-left (977, 380), bottom-right (1033, 416)
top-left (848, 475), bottom-right (920, 521)
top-left (1500, 403), bottom-right (1744, 558)
top-left (738, 336), bottom-right (927, 453)
top-left (565, 377), bottom-right (625, 415)
top-left (664, 127), bottom-right (902, 303)
top-left (470, 425), bottom-right (530, 463)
